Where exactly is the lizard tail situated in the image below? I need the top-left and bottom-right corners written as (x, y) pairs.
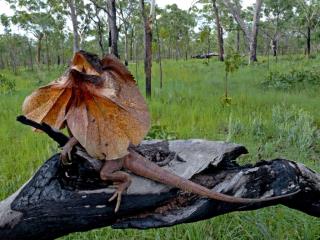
top-left (124, 150), bottom-right (299, 204)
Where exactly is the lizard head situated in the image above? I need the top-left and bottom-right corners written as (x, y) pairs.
top-left (70, 51), bottom-right (104, 85)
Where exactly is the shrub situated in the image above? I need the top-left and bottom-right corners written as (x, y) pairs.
top-left (145, 124), bottom-right (177, 140)
top-left (262, 68), bottom-right (320, 90)
top-left (0, 74), bottom-right (15, 94)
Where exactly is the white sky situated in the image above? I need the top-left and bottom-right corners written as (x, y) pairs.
top-left (0, 0), bottom-right (255, 34)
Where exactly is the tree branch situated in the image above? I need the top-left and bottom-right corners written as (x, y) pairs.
top-left (0, 117), bottom-right (319, 240)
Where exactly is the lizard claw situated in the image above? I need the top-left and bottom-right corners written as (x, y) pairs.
top-left (60, 150), bottom-right (73, 165)
top-left (60, 137), bottom-right (78, 166)
top-left (108, 190), bottom-right (123, 213)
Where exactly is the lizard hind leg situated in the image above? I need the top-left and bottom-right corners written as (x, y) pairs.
top-left (100, 158), bottom-right (131, 213)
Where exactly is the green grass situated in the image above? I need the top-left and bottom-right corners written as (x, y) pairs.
top-left (0, 57), bottom-right (319, 239)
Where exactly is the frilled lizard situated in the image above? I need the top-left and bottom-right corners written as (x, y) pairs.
top-left (22, 51), bottom-right (298, 212)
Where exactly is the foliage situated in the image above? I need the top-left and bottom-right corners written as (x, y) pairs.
top-left (221, 51), bottom-right (242, 105)
top-left (262, 67), bottom-right (320, 90)
top-left (145, 124), bottom-right (177, 140)
top-left (224, 52), bottom-right (241, 74)
top-left (0, 74), bottom-right (15, 94)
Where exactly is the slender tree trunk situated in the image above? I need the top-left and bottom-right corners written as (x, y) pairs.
top-left (9, 47), bottom-right (17, 75)
top-left (272, 39), bottom-right (277, 57)
top-left (307, 26), bottom-right (311, 58)
top-left (140, 0), bottom-right (154, 98)
top-left (37, 34), bottom-right (43, 65)
top-left (27, 39), bottom-right (34, 71)
top-left (68, 0), bottom-right (80, 53)
top-left (236, 26), bottom-right (240, 53)
top-left (124, 28), bottom-right (129, 66)
top-left (45, 34), bottom-right (50, 70)
top-left (107, 0), bottom-right (119, 57)
top-left (97, 22), bottom-right (105, 57)
top-left (249, 0), bottom-right (262, 63)
top-left (135, 38), bottom-right (139, 81)
top-left (130, 29), bottom-right (134, 61)
top-left (212, 0), bottom-right (224, 61)
top-left (155, 17), bottom-right (163, 89)
top-left (175, 39), bottom-right (179, 61)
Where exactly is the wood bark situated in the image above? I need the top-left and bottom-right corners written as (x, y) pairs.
top-left (212, 0), bottom-right (224, 61)
top-left (307, 26), bottom-right (311, 57)
top-left (27, 39), bottom-right (34, 71)
top-left (0, 116), bottom-right (319, 240)
top-left (140, 0), bottom-right (154, 98)
top-left (36, 33), bottom-right (43, 64)
top-left (155, 16), bottom-right (163, 88)
top-left (107, 0), bottom-right (119, 57)
top-left (249, 0), bottom-right (263, 63)
top-left (224, 0), bottom-right (263, 63)
top-left (236, 26), bottom-right (240, 53)
top-left (68, 0), bottom-right (80, 53)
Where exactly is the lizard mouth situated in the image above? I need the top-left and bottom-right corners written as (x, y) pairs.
top-left (71, 51), bottom-right (102, 76)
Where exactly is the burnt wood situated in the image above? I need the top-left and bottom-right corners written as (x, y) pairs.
top-left (0, 116), bottom-right (319, 240)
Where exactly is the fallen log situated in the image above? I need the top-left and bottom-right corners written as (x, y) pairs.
top-left (0, 117), bottom-right (319, 240)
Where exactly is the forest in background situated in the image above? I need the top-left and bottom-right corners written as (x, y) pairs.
top-left (1, 0), bottom-right (320, 97)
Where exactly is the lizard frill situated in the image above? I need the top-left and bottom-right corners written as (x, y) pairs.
top-left (22, 52), bottom-right (150, 160)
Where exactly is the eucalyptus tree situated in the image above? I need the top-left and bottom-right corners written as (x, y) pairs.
top-left (11, 12), bottom-right (55, 65)
top-left (262, 0), bottom-right (293, 58)
top-left (105, 0), bottom-right (118, 56)
top-left (140, 0), bottom-right (155, 98)
top-left (295, 0), bottom-right (320, 57)
top-left (211, 0), bottom-right (224, 61)
top-left (157, 4), bottom-right (196, 60)
top-left (223, 0), bottom-right (264, 63)
top-left (117, 0), bottom-right (139, 65)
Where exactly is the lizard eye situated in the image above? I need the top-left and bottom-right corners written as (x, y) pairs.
top-left (71, 51), bottom-right (101, 76)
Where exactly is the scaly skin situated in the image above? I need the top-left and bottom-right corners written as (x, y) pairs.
top-left (25, 51), bottom-right (299, 213)
top-left (61, 137), bottom-right (299, 212)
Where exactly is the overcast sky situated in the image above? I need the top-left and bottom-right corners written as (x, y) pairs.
top-left (0, 0), bottom-right (256, 16)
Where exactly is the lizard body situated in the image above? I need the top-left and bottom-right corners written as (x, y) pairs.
top-left (23, 51), bottom-right (298, 212)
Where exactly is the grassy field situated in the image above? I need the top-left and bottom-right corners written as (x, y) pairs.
top-left (0, 56), bottom-right (319, 239)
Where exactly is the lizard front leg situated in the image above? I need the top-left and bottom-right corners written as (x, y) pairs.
top-left (60, 137), bottom-right (78, 165)
top-left (100, 159), bottom-right (132, 212)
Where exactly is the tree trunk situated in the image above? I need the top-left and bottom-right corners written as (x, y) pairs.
top-left (1, 116), bottom-right (319, 240)
top-left (272, 39), bottom-right (277, 57)
top-left (68, 0), bottom-right (80, 53)
top-left (107, 0), bottom-right (119, 57)
top-left (97, 21), bottom-right (105, 57)
top-left (224, 0), bottom-right (251, 46)
top-left (130, 28), bottom-right (134, 61)
top-left (124, 28), bottom-right (129, 66)
top-left (249, 0), bottom-right (262, 63)
top-left (307, 26), bottom-right (311, 58)
top-left (140, 0), bottom-right (154, 98)
top-left (45, 34), bottom-right (50, 70)
top-left (37, 34), bottom-right (43, 65)
top-left (236, 26), bottom-right (240, 53)
top-left (155, 16), bottom-right (163, 89)
top-left (212, 0), bottom-right (224, 61)
top-left (27, 39), bottom-right (34, 71)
